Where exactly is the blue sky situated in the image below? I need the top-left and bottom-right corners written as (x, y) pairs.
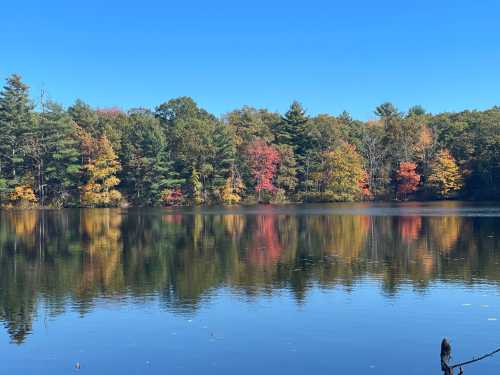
top-left (1, 0), bottom-right (499, 119)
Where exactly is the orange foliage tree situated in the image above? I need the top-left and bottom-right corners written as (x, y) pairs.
top-left (9, 185), bottom-right (38, 207)
top-left (396, 161), bottom-right (420, 200)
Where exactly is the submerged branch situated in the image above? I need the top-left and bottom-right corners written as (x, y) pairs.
top-left (440, 338), bottom-right (500, 374)
top-left (451, 347), bottom-right (500, 369)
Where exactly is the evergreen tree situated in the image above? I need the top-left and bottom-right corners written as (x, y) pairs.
top-left (25, 102), bottom-right (80, 206)
top-left (212, 123), bottom-right (236, 191)
top-left (0, 75), bottom-right (34, 199)
top-left (274, 101), bottom-right (310, 192)
top-left (121, 110), bottom-right (183, 205)
top-left (275, 101), bottom-right (309, 153)
top-left (68, 99), bottom-right (99, 135)
top-left (276, 144), bottom-right (298, 195)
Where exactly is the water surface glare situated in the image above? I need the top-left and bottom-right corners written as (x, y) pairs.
top-left (1, 202), bottom-right (499, 374)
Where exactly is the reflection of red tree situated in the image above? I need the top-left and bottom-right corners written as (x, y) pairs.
top-left (400, 216), bottom-right (422, 243)
top-left (162, 214), bottom-right (183, 224)
top-left (248, 215), bottom-right (283, 266)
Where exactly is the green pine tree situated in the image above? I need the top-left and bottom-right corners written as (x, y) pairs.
top-left (0, 74), bottom-right (34, 200)
top-left (26, 102), bottom-right (81, 206)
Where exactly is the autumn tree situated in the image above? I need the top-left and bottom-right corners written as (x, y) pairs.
top-left (395, 161), bottom-right (421, 200)
top-left (316, 143), bottom-right (368, 201)
top-left (8, 185), bottom-right (37, 207)
top-left (244, 139), bottom-right (280, 201)
top-left (427, 149), bottom-right (463, 198)
top-left (220, 170), bottom-right (244, 204)
top-left (81, 136), bottom-right (122, 207)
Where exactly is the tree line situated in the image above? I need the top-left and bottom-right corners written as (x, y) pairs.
top-left (0, 74), bottom-right (498, 207)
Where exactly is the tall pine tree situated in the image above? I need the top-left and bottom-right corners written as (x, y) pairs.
top-left (0, 75), bottom-right (34, 200)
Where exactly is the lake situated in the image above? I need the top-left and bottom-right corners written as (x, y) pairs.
top-left (1, 202), bottom-right (499, 374)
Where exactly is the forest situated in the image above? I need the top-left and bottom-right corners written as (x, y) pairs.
top-left (0, 74), bottom-right (499, 207)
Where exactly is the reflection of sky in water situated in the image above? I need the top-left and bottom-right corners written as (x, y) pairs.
top-left (0, 203), bottom-right (499, 374)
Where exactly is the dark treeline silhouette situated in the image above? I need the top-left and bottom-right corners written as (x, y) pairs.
top-left (0, 74), bottom-right (499, 207)
top-left (1, 205), bottom-right (499, 343)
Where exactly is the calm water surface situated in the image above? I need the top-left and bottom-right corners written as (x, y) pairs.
top-left (1, 202), bottom-right (499, 374)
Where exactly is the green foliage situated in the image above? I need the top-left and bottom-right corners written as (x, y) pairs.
top-left (30, 102), bottom-right (81, 206)
top-left (190, 167), bottom-right (203, 205)
top-left (121, 109), bottom-right (183, 205)
top-left (0, 74), bottom-right (35, 198)
top-left (276, 144), bottom-right (298, 196)
top-left (275, 101), bottom-right (309, 152)
top-left (1, 74), bottom-right (499, 206)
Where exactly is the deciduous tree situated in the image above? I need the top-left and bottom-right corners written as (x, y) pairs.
top-left (396, 161), bottom-right (420, 200)
top-left (81, 136), bottom-right (122, 207)
top-left (318, 143), bottom-right (368, 201)
top-left (427, 149), bottom-right (463, 198)
top-left (244, 139), bottom-right (280, 200)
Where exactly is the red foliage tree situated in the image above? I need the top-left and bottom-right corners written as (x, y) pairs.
top-left (396, 161), bottom-right (421, 199)
top-left (244, 139), bottom-right (280, 199)
top-left (96, 107), bottom-right (123, 117)
top-left (161, 187), bottom-right (184, 206)
top-left (358, 170), bottom-right (372, 199)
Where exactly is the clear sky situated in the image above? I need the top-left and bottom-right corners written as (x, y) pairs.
top-left (1, 0), bottom-right (499, 119)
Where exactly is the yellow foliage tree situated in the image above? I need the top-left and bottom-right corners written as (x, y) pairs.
top-left (220, 173), bottom-right (244, 204)
top-left (9, 185), bottom-right (38, 207)
top-left (427, 149), bottom-right (463, 198)
top-left (319, 143), bottom-right (368, 201)
top-left (81, 136), bottom-right (123, 207)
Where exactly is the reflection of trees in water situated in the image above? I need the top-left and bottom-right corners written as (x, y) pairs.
top-left (79, 209), bottom-right (124, 298)
top-left (0, 208), bottom-right (499, 343)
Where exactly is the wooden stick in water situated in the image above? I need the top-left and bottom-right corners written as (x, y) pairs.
top-left (440, 338), bottom-right (500, 374)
